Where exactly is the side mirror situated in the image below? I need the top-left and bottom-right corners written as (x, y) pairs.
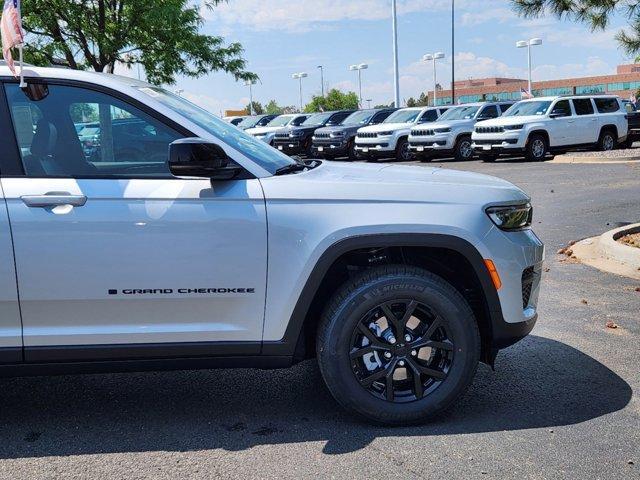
top-left (168, 138), bottom-right (243, 181)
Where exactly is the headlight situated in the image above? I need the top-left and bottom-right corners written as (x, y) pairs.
top-left (289, 131), bottom-right (303, 137)
top-left (486, 203), bottom-right (532, 230)
top-left (504, 124), bottom-right (524, 131)
top-left (330, 131), bottom-right (345, 137)
top-left (434, 127), bottom-right (451, 134)
top-left (378, 131), bottom-right (394, 136)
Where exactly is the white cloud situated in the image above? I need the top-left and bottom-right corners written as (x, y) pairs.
top-left (203, 0), bottom-right (485, 32)
top-left (461, 8), bottom-right (514, 26)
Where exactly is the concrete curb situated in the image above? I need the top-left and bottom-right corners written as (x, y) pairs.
top-left (551, 154), bottom-right (640, 164)
top-left (599, 223), bottom-right (640, 266)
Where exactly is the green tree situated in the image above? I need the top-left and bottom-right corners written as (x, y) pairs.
top-left (406, 97), bottom-right (417, 107)
top-left (22, 0), bottom-right (257, 85)
top-left (246, 101), bottom-right (264, 115)
top-left (304, 89), bottom-right (359, 113)
top-left (264, 99), bottom-right (284, 115)
top-left (510, 1), bottom-right (640, 57)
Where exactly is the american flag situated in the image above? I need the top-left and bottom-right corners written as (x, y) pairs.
top-left (520, 88), bottom-right (534, 100)
top-left (1, 0), bottom-right (23, 76)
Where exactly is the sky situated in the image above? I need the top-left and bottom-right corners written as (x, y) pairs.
top-left (134, 0), bottom-right (631, 114)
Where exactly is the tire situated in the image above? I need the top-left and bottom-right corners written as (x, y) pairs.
top-left (395, 138), bottom-right (412, 162)
top-left (317, 265), bottom-right (480, 426)
top-left (597, 129), bottom-right (616, 152)
top-left (525, 134), bottom-right (548, 162)
top-left (453, 136), bottom-right (474, 161)
top-left (480, 154), bottom-right (498, 163)
top-left (348, 140), bottom-right (357, 161)
top-left (305, 139), bottom-right (315, 158)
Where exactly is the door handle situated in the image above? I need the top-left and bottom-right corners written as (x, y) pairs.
top-left (21, 192), bottom-right (87, 208)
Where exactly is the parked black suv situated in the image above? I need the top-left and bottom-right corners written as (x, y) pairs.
top-left (311, 108), bottom-right (397, 160)
top-left (273, 110), bottom-right (354, 157)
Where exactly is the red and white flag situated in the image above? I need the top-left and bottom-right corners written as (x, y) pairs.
top-left (520, 88), bottom-right (534, 100)
top-left (1, 0), bottom-right (24, 77)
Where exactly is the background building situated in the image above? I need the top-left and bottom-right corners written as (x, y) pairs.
top-left (428, 64), bottom-right (640, 105)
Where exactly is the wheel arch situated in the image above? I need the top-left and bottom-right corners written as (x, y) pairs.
top-left (526, 129), bottom-right (550, 146)
top-left (600, 124), bottom-right (618, 138)
top-left (262, 234), bottom-right (504, 365)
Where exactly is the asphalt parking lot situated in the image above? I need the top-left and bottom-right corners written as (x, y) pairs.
top-left (0, 157), bottom-right (638, 480)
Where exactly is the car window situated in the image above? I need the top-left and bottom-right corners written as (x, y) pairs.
top-left (572, 98), bottom-right (595, 115)
top-left (341, 110), bottom-right (375, 126)
top-left (594, 98), bottom-right (620, 114)
top-left (438, 105), bottom-right (481, 121)
top-left (137, 86), bottom-right (296, 173)
top-left (383, 109), bottom-right (421, 123)
top-left (418, 110), bottom-right (438, 123)
top-left (479, 105), bottom-right (499, 119)
top-left (371, 110), bottom-right (393, 124)
top-left (5, 83), bottom-right (182, 178)
top-left (503, 100), bottom-right (552, 116)
top-left (291, 115), bottom-right (308, 126)
top-left (328, 112), bottom-right (352, 126)
top-left (265, 115), bottom-right (293, 127)
top-left (551, 100), bottom-right (572, 117)
top-left (255, 116), bottom-right (274, 127)
top-left (499, 103), bottom-right (514, 114)
top-left (301, 112), bottom-right (332, 126)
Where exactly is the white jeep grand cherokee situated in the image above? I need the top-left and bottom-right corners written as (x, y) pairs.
top-left (355, 107), bottom-right (446, 161)
top-left (472, 95), bottom-right (628, 162)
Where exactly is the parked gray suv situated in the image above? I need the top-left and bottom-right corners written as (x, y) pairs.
top-left (0, 66), bottom-right (544, 425)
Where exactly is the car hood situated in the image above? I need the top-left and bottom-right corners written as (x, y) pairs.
top-left (427, 119), bottom-right (476, 130)
top-left (475, 115), bottom-right (542, 127)
top-left (358, 122), bottom-right (414, 133)
top-left (246, 126), bottom-right (282, 135)
top-left (260, 161), bottom-right (529, 205)
top-left (315, 125), bottom-right (361, 136)
top-left (278, 125), bottom-right (319, 135)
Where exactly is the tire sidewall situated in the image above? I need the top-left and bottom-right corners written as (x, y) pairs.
top-left (599, 131), bottom-right (616, 151)
top-left (455, 136), bottom-right (473, 161)
top-left (526, 134), bottom-right (547, 161)
top-left (395, 138), bottom-right (411, 161)
top-left (318, 271), bottom-right (479, 424)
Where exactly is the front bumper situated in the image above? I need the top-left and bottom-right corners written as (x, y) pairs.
top-left (312, 138), bottom-right (350, 157)
top-left (488, 228), bottom-right (544, 349)
top-left (273, 138), bottom-right (307, 155)
top-left (472, 132), bottom-right (525, 156)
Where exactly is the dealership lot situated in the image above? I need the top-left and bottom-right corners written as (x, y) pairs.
top-left (0, 158), bottom-right (636, 479)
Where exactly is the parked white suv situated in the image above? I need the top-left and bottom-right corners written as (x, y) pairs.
top-left (471, 95), bottom-right (628, 162)
top-left (409, 102), bottom-right (513, 162)
top-left (355, 107), bottom-right (447, 161)
top-left (245, 114), bottom-right (309, 145)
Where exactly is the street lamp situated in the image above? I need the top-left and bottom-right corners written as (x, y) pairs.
top-left (349, 63), bottom-right (368, 108)
top-left (391, 0), bottom-right (400, 108)
top-left (244, 79), bottom-right (257, 115)
top-left (423, 52), bottom-right (445, 106)
top-left (317, 65), bottom-right (325, 97)
top-left (292, 72), bottom-right (308, 112)
top-left (516, 38), bottom-right (542, 96)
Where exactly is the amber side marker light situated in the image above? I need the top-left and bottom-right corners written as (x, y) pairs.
top-left (484, 259), bottom-right (502, 290)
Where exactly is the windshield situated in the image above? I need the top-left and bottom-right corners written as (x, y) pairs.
top-left (384, 109), bottom-right (421, 124)
top-left (504, 100), bottom-right (553, 117)
top-left (341, 110), bottom-right (375, 126)
top-left (137, 87), bottom-right (295, 173)
top-left (237, 116), bottom-right (262, 128)
top-left (438, 105), bottom-right (481, 121)
top-left (266, 115), bottom-right (294, 127)
top-left (302, 112), bottom-right (332, 126)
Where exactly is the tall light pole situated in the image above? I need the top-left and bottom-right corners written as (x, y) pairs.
top-left (292, 72), bottom-right (308, 112)
top-left (423, 53), bottom-right (445, 106)
top-left (317, 65), bottom-right (325, 97)
top-left (349, 63), bottom-right (368, 108)
top-left (516, 38), bottom-right (542, 95)
top-left (245, 79), bottom-right (257, 115)
top-left (391, 0), bottom-right (400, 108)
top-left (451, 0), bottom-right (456, 105)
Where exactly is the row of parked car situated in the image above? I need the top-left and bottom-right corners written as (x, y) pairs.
top-left (224, 93), bottom-right (631, 162)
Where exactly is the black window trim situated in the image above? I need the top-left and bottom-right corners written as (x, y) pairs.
top-left (572, 98), bottom-right (595, 116)
top-left (0, 77), bottom-right (250, 180)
